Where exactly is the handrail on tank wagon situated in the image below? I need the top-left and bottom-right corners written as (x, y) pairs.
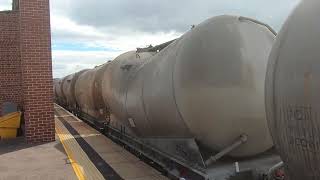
top-left (136, 39), bottom-right (177, 53)
top-left (238, 16), bottom-right (277, 36)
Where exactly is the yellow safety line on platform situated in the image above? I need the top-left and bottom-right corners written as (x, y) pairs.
top-left (56, 127), bottom-right (85, 180)
top-left (55, 118), bottom-right (105, 180)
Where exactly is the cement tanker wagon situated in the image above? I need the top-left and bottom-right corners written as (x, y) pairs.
top-left (53, 79), bottom-right (60, 101)
top-left (99, 15), bottom-right (275, 157)
top-left (100, 51), bottom-right (155, 130)
top-left (61, 69), bottom-right (88, 112)
top-left (61, 74), bottom-right (74, 109)
top-left (266, 0), bottom-right (320, 179)
top-left (74, 69), bottom-right (100, 119)
top-left (55, 79), bottom-right (64, 106)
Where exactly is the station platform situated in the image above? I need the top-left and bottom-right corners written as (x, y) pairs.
top-left (54, 104), bottom-right (168, 180)
top-left (0, 136), bottom-right (77, 180)
top-left (0, 105), bottom-right (168, 180)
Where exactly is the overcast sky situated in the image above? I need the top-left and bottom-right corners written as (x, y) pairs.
top-left (0, 0), bottom-right (300, 78)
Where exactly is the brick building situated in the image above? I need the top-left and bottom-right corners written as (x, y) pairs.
top-left (0, 0), bottom-right (54, 143)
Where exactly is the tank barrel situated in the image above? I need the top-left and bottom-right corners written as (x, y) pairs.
top-left (265, 0), bottom-right (320, 179)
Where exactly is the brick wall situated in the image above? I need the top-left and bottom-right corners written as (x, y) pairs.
top-left (20, 0), bottom-right (55, 143)
top-left (0, 0), bottom-right (54, 143)
top-left (0, 11), bottom-right (21, 114)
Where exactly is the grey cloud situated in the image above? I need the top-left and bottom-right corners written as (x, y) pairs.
top-left (49, 0), bottom-right (301, 78)
top-left (52, 29), bottom-right (110, 42)
top-left (57, 0), bottom-right (300, 33)
top-left (53, 64), bottom-right (66, 71)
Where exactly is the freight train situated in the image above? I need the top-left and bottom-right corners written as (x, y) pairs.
top-left (55, 15), bottom-right (283, 180)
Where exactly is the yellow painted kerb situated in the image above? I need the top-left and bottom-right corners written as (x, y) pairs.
top-left (56, 127), bottom-right (86, 180)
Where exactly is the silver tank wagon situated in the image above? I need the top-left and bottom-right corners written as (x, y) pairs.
top-left (266, 0), bottom-right (320, 179)
top-left (86, 15), bottom-right (274, 157)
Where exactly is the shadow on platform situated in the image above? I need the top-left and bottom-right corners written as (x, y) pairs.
top-left (0, 136), bottom-right (66, 156)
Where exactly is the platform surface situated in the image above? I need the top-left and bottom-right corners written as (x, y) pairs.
top-left (0, 105), bottom-right (168, 180)
top-left (0, 136), bottom-right (77, 180)
top-left (54, 104), bottom-right (168, 180)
